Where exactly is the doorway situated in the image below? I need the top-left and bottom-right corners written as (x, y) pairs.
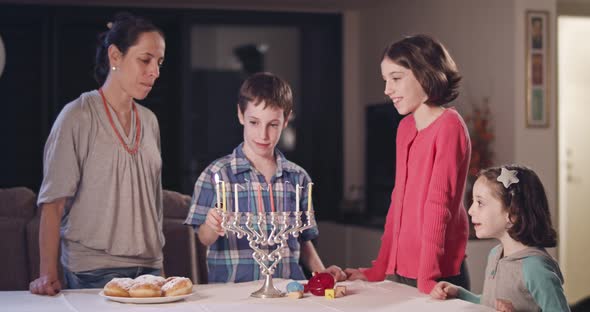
top-left (558, 15), bottom-right (590, 304)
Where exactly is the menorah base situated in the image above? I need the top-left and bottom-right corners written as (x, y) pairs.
top-left (250, 274), bottom-right (285, 298)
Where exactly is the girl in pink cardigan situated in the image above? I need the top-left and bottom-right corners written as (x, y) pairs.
top-left (341, 35), bottom-right (472, 293)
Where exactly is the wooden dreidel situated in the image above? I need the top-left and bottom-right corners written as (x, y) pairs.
top-left (288, 291), bottom-right (303, 299)
top-left (335, 285), bottom-right (347, 298)
top-left (324, 288), bottom-right (335, 299)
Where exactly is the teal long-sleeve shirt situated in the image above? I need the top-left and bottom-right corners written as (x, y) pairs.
top-left (457, 245), bottom-right (569, 311)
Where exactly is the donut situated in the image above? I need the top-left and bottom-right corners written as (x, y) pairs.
top-left (102, 274), bottom-right (192, 298)
top-left (128, 282), bottom-right (162, 298)
top-left (134, 274), bottom-right (166, 287)
top-left (103, 278), bottom-right (134, 297)
top-left (162, 277), bottom-right (193, 297)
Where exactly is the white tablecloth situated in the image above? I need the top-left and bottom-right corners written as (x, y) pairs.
top-left (1, 279), bottom-right (493, 311)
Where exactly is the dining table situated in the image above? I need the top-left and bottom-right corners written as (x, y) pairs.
top-left (1, 279), bottom-right (494, 311)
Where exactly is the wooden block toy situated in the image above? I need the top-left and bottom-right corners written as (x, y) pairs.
top-left (324, 288), bottom-right (335, 299)
top-left (335, 285), bottom-right (347, 298)
top-left (288, 291), bottom-right (303, 299)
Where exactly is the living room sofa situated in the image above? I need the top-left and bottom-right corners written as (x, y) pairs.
top-left (0, 187), bottom-right (207, 290)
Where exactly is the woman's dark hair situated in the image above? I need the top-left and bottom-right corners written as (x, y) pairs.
top-left (382, 34), bottom-right (461, 106)
top-left (94, 12), bottom-right (164, 85)
top-left (478, 165), bottom-right (557, 248)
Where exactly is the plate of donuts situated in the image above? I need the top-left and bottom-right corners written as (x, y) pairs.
top-left (99, 290), bottom-right (194, 304)
top-left (100, 275), bottom-right (195, 304)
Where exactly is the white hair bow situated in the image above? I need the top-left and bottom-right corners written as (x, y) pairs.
top-left (497, 167), bottom-right (519, 188)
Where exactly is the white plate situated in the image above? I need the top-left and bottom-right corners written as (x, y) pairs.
top-left (99, 290), bottom-right (194, 304)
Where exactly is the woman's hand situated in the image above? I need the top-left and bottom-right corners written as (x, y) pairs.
top-left (343, 268), bottom-right (368, 281)
top-left (29, 271), bottom-right (61, 296)
top-left (430, 281), bottom-right (458, 300)
top-left (32, 200), bottom-right (65, 296)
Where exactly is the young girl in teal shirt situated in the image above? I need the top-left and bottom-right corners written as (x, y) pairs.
top-left (431, 165), bottom-right (569, 311)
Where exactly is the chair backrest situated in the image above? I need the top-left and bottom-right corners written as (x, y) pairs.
top-left (0, 187), bottom-right (38, 290)
top-left (162, 190), bottom-right (208, 284)
top-left (0, 187), bottom-right (208, 290)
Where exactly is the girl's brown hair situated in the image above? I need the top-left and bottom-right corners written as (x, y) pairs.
top-left (382, 34), bottom-right (461, 106)
top-left (478, 165), bottom-right (557, 248)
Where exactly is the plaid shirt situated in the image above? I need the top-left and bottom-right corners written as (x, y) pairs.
top-left (184, 143), bottom-right (319, 283)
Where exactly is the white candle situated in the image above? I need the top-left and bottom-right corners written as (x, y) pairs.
top-left (295, 183), bottom-right (300, 213)
top-left (307, 182), bottom-right (313, 212)
top-left (234, 184), bottom-right (239, 213)
top-left (214, 173), bottom-right (221, 209)
top-left (221, 181), bottom-right (227, 212)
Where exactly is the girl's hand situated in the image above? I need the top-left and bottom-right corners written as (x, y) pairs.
top-left (430, 281), bottom-right (458, 300)
top-left (343, 268), bottom-right (368, 281)
top-left (495, 298), bottom-right (514, 312)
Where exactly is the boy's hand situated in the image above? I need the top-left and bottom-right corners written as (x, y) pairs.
top-left (205, 208), bottom-right (225, 236)
top-left (495, 298), bottom-right (514, 312)
top-left (430, 281), bottom-right (458, 300)
top-left (323, 265), bottom-right (347, 282)
top-left (343, 268), bottom-right (368, 281)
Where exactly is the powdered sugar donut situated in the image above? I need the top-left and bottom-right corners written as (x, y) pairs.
top-left (162, 277), bottom-right (193, 297)
top-left (103, 278), bottom-right (134, 297)
top-left (128, 282), bottom-right (162, 297)
top-left (134, 274), bottom-right (166, 287)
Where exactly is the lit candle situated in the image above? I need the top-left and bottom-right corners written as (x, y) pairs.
top-left (295, 183), bottom-right (300, 213)
top-left (221, 181), bottom-right (227, 212)
top-left (257, 184), bottom-right (264, 214)
top-left (234, 184), bottom-right (239, 214)
top-left (214, 173), bottom-right (221, 209)
top-left (307, 182), bottom-right (313, 212)
top-left (268, 184), bottom-right (275, 213)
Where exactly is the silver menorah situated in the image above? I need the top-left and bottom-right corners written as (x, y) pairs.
top-left (218, 209), bottom-right (316, 298)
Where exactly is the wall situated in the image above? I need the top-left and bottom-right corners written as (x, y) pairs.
top-left (344, 0), bottom-right (558, 231)
top-left (334, 0), bottom-right (560, 296)
top-left (558, 15), bottom-right (590, 304)
top-left (513, 0), bottom-right (558, 252)
top-left (190, 26), bottom-right (300, 100)
top-left (343, 0), bottom-right (518, 206)
top-left (0, 0), bottom-right (566, 298)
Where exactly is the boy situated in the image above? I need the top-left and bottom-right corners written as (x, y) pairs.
top-left (185, 72), bottom-right (332, 283)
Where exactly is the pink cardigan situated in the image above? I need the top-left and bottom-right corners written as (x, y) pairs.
top-left (362, 108), bottom-right (471, 293)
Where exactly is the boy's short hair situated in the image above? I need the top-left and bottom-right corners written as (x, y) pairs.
top-left (382, 34), bottom-right (461, 106)
top-left (478, 165), bottom-right (557, 248)
top-left (238, 72), bottom-right (293, 119)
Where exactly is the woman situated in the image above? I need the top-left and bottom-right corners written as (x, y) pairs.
top-left (343, 34), bottom-right (471, 293)
top-left (29, 12), bottom-right (166, 295)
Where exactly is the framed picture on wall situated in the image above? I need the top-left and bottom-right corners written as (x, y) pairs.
top-left (526, 10), bottom-right (550, 128)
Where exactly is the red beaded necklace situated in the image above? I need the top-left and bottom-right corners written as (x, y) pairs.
top-left (98, 88), bottom-right (141, 155)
